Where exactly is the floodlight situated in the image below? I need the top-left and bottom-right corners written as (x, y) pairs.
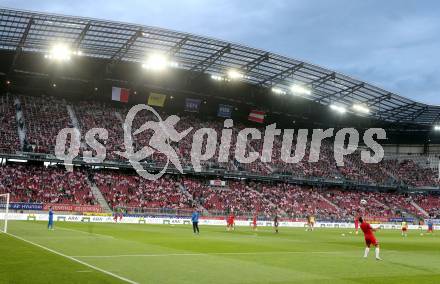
top-left (434, 125), bottom-right (440, 131)
top-left (226, 69), bottom-right (244, 80)
top-left (290, 84), bottom-right (311, 95)
top-left (330, 104), bottom-right (346, 113)
top-left (352, 104), bottom-right (370, 114)
top-left (168, 61), bottom-right (178, 68)
top-left (227, 69), bottom-right (244, 80)
top-left (211, 75), bottom-right (225, 81)
top-left (8, 159), bottom-right (27, 163)
top-left (46, 44), bottom-right (72, 61)
top-left (142, 53), bottom-right (177, 71)
top-left (271, 87), bottom-right (286, 95)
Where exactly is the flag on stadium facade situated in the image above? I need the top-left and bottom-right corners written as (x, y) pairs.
top-left (248, 110), bottom-right (265, 123)
top-left (111, 87), bottom-right (130, 103)
top-left (185, 98), bottom-right (201, 112)
top-left (148, 92), bottom-right (167, 107)
top-left (217, 104), bottom-right (233, 118)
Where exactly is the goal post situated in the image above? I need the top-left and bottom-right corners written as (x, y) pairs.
top-left (0, 193), bottom-right (10, 233)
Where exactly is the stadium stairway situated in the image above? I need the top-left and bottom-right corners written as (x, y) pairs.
top-left (114, 111), bottom-right (124, 123)
top-left (316, 192), bottom-right (341, 212)
top-left (179, 184), bottom-right (208, 214)
top-left (410, 200), bottom-right (430, 218)
top-left (66, 104), bottom-right (85, 148)
top-left (384, 170), bottom-right (398, 184)
top-left (247, 141), bottom-right (274, 173)
top-left (380, 159), bottom-right (399, 183)
top-left (66, 104), bottom-right (81, 131)
top-left (373, 197), bottom-right (391, 211)
top-left (86, 176), bottom-right (112, 213)
top-left (13, 96), bottom-right (26, 150)
top-left (114, 111), bottom-right (130, 148)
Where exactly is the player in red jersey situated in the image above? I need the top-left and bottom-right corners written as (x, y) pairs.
top-left (359, 217), bottom-right (382, 260)
top-left (252, 213), bottom-right (258, 231)
top-left (227, 213), bottom-right (235, 231)
top-left (354, 216), bottom-right (359, 235)
top-left (230, 213), bottom-right (235, 230)
top-left (427, 219), bottom-right (434, 234)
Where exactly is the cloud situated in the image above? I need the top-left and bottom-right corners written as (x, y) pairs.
top-left (3, 0), bottom-right (440, 103)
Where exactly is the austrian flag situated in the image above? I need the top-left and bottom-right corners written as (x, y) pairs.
top-left (111, 87), bottom-right (130, 103)
top-left (248, 110), bottom-right (265, 123)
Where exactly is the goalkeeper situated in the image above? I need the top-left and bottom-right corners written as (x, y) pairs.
top-left (48, 207), bottom-right (54, 230)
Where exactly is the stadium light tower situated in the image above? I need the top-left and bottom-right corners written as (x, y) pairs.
top-left (330, 104), bottom-right (346, 114)
top-left (352, 104), bottom-right (370, 114)
top-left (290, 84), bottom-right (311, 95)
top-left (142, 53), bottom-right (178, 71)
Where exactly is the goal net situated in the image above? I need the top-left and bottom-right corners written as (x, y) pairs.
top-left (0, 193), bottom-right (10, 233)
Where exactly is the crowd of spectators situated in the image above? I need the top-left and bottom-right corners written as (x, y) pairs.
top-left (181, 176), bottom-right (439, 219)
top-left (0, 164), bottom-right (95, 205)
top-left (337, 152), bottom-right (394, 184)
top-left (19, 95), bottom-right (72, 153)
top-left (74, 101), bottom-right (127, 161)
top-left (413, 194), bottom-right (440, 218)
top-left (1, 163), bottom-right (439, 219)
top-left (323, 189), bottom-right (422, 219)
top-left (383, 159), bottom-right (438, 187)
top-left (184, 178), bottom-right (275, 215)
top-left (259, 184), bottom-right (339, 218)
top-left (0, 94), bottom-right (439, 189)
top-left (0, 94), bottom-right (20, 153)
top-left (93, 171), bottom-right (192, 210)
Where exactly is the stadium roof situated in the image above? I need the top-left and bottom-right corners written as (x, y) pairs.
top-left (1, 7), bottom-right (440, 125)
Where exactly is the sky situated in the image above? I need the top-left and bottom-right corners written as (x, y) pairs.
top-left (2, 0), bottom-right (440, 104)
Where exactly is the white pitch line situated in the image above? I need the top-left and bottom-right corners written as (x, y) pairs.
top-left (6, 232), bottom-right (138, 284)
top-left (56, 227), bottom-right (116, 239)
top-left (73, 251), bottom-right (352, 258)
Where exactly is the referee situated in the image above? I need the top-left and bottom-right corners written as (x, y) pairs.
top-left (192, 209), bottom-right (200, 235)
top-left (274, 215), bottom-right (279, 233)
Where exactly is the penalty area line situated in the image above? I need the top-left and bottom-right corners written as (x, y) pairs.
top-left (55, 226), bottom-right (116, 239)
top-left (5, 232), bottom-right (138, 284)
top-left (73, 251), bottom-right (352, 258)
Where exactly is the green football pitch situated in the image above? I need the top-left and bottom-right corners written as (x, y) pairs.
top-left (0, 221), bottom-right (439, 284)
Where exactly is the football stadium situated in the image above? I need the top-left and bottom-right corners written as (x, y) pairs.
top-left (1, 4), bottom-right (440, 284)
